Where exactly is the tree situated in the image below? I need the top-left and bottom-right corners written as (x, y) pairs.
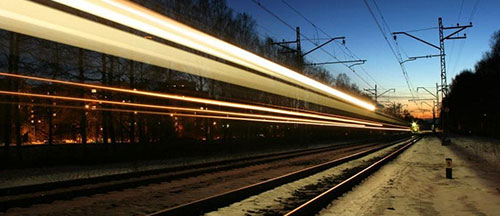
top-left (446, 30), bottom-right (500, 137)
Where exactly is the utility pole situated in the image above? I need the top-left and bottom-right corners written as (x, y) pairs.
top-left (393, 18), bottom-right (472, 100)
top-left (364, 85), bottom-right (377, 103)
top-left (273, 27), bottom-right (303, 71)
top-left (393, 17), bottom-right (472, 138)
top-left (417, 83), bottom-right (440, 132)
top-left (420, 101), bottom-right (436, 132)
top-left (364, 85), bottom-right (395, 104)
top-left (272, 27), bottom-right (362, 71)
top-left (296, 27), bottom-right (302, 72)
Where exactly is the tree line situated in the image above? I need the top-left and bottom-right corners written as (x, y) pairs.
top-left (0, 0), bottom-right (394, 147)
top-left (444, 30), bottom-right (500, 138)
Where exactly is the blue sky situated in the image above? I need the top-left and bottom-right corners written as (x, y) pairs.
top-left (226, 0), bottom-right (498, 116)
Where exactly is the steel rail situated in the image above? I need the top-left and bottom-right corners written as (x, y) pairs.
top-left (0, 137), bottom-right (404, 212)
top-left (284, 136), bottom-right (421, 216)
top-left (147, 137), bottom-right (416, 216)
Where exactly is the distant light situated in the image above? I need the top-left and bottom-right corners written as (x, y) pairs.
top-left (84, 104), bottom-right (90, 109)
top-left (91, 89), bottom-right (97, 93)
top-left (213, 121), bottom-right (216, 126)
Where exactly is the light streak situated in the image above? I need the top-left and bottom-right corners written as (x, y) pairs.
top-left (0, 100), bottom-right (409, 131)
top-left (1, 1), bottom-right (408, 125)
top-left (0, 100), bottom-right (362, 128)
top-left (0, 90), bottom-right (366, 128)
top-left (0, 72), bottom-right (383, 126)
top-left (52, 0), bottom-right (375, 111)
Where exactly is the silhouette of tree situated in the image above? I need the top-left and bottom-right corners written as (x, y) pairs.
top-left (446, 30), bottom-right (500, 137)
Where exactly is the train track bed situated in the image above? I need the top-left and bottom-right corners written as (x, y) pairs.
top-left (150, 137), bottom-right (418, 216)
top-left (0, 140), bottom-right (365, 190)
top-left (204, 137), bottom-right (417, 216)
top-left (0, 138), bottom-right (405, 214)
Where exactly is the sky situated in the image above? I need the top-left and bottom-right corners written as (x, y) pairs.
top-left (226, 0), bottom-right (499, 118)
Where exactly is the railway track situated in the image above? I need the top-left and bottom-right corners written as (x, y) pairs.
top-left (0, 137), bottom-right (406, 212)
top-left (148, 136), bottom-right (420, 216)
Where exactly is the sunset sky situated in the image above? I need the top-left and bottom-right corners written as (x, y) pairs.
top-left (226, 0), bottom-right (499, 119)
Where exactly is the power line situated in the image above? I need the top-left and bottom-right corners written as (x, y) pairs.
top-left (363, 0), bottom-right (416, 103)
top-left (469, 0), bottom-right (480, 21)
top-left (405, 27), bottom-right (439, 33)
top-left (449, 0), bottom-right (466, 77)
top-left (450, 0), bottom-right (480, 77)
top-left (281, 0), bottom-right (382, 89)
top-left (373, 0), bottom-right (419, 105)
top-left (280, 0), bottom-right (318, 30)
top-left (278, 0), bottom-right (380, 89)
top-left (252, 0), bottom-right (373, 88)
top-left (458, 0), bottom-right (465, 22)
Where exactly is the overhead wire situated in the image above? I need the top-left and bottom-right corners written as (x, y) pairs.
top-left (448, 0), bottom-right (465, 76)
top-left (252, 0), bottom-right (373, 89)
top-left (451, 0), bottom-right (480, 78)
top-left (363, 0), bottom-right (417, 103)
top-left (405, 26), bottom-right (438, 33)
top-left (372, 0), bottom-right (417, 95)
top-left (279, 0), bottom-right (381, 90)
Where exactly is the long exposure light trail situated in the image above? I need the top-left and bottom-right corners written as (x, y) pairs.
top-left (0, 72), bottom-right (385, 127)
top-left (0, 100), bottom-right (367, 129)
top-left (0, 99), bottom-right (410, 131)
top-left (93, 109), bottom-right (367, 128)
top-left (52, 0), bottom-right (375, 111)
top-left (0, 90), bottom-right (369, 128)
top-left (0, 1), bottom-right (407, 125)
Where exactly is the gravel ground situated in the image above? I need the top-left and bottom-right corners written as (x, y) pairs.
top-left (319, 135), bottom-right (500, 216)
top-left (0, 142), bottom-right (374, 216)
